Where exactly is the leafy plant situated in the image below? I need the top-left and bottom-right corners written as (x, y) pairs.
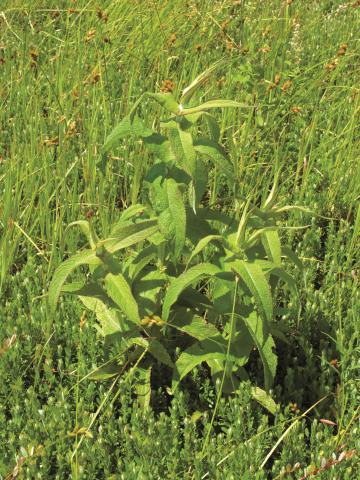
top-left (49, 68), bottom-right (302, 410)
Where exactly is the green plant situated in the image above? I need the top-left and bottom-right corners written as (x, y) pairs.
top-left (49, 68), bottom-right (302, 411)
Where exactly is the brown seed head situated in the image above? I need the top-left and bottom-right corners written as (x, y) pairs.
top-left (337, 43), bottom-right (348, 56)
top-left (160, 79), bottom-right (175, 93)
top-left (168, 33), bottom-right (177, 45)
top-left (85, 29), bottom-right (96, 43)
top-left (281, 79), bottom-right (292, 92)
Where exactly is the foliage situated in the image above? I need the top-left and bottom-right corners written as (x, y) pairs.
top-left (0, 0), bottom-right (359, 477)
top-left (49, 79), bottom-right (302, 410)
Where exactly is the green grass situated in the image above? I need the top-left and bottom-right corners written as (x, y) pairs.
top-left (0, 0), bottom-right (359, 478)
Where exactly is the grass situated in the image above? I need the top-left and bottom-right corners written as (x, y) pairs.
top-left (0, 0), bottom-right (359, 478)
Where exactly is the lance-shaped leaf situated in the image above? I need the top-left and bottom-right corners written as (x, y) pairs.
top-left (231, 260), bottom-right (273, 325)
top-left (204, 113), bottom-right (221, 142)
top-left (180, 59), bottom-right (224, 104)
top-left (145, 92), bottom-right (180, 114)
top-left (118, 204), bottom-right (147, 222)
top-left (148, 339), bottom-right (174, 367)
top-left (100, 219), bottom-right (159, 253)
top-left (261, 229), bottom-right (282, 266)
top-left (166, 178), bottom-right (186, 259)
top-left (162, 263), bottom-right (220, 321)
top-left (268, 267), bottom-right (300, 313)
top-left (171, 338), bottom-right (240, 393)
top-left (180, 99), bottom-right (246, 116)
top-left (135, 365), bottom-right (152, 409)
top-left (61, 280), bottom-right (108, 298)
top-left (243, 312), bottom-right (277, 391)
top-left (79, 295), bottom-right (122, 336)
top-left (128, 92), bottom-right (180, 123)
top-left (169, 313), bottom-right (220, 341)
top-left (48, 250), bottom-right (100, 311)
top-left (193, 138), bottom-right (234, 182)
top-left (282, 246), bottom-right (303, 271)
top-left (269, 267), bottom-right (298, 294)
top-left (168, 126), bottom-right (196, 179)
top-left (104, 273), bottom-right (141, 325)
top-left (89, 336), bottom-right (148, 380)
top-left (103, 116), bottom-right (153, 153)
top-left (125, 245), bottom-right (157, 284)
top-left (88, 358), bottom-right (124, 380)
top-left (143, 133), bottom-right (175, 163)
top-left (66, 220), bottom-right (99, 249)
top-left (207, 358), bottom-right (241, 394)
top-left (61, 281), bottom-right (123, 334)
top-left (251, 387), bottom-right (278, 414)
top-left (186, 234), bottom-right (222, 266)
top-left (198, 207), bottom-right (234, 226)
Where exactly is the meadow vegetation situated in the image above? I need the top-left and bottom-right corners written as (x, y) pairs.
top-left (0, 1), bottom-right (359, 478)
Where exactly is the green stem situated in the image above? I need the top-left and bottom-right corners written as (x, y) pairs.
top-left (201, 275), bottom-right (239, 456)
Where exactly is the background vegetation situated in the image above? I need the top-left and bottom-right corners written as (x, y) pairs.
top-left (0, 0), bottom-right (359, 478)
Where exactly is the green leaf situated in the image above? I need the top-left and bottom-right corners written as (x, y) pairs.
top-left (251, 387), bottom-right (278, 414)
top-left (207, 358), bottom-right (240, 393)
top-left (204, 113), bottom-right (221, 142)
top-left (231, 260), bottom-right (273, 325)
top-left (171, 339), bottom-right (240, 393)
top-left (282, 246), bottom-right (303, 271)
top-left (167, 178), bottom-right (186, 259)
top-left (191, 157), bottom-right (208, 208)
top-left (269, 267), bottom-right (298, 294)
top-left (66, 220), bottom-right (99, 249)
top-left (48, 250), bottom-right (99, 311)
top-left (168, 126), bottom-right (196, 179)
top-left (180, 59), bottom-right (224, 104)
top-left (244, 312), bottom-right (277, 391)
top-left (198, 208), bottom-right (234, 226)
top-left (88, 358), bottom-right (123, 380)
top-left (79, 296), bottom-right (123, 336)
top-left (103, 116), bottom-right (153, 153)
top-left (178, 287), bottom-right (213, 310)
top-left (261, 229), bottom-right (282, 266)
top-left (126, 246), bottom-right (157, 284)
top-left (104, 273), bottom-right (141, 325)
top-left (132, 268), bottom-right (166, 315)
top-left (146, 92), bottom-right (180, 114)
top-left (186, 234), bottom-right (222, 266)
top-left (170, 313), bottom-right (219, 341)
top-left (244, 226), bottom-right (278, 250)
top-left (162, 263), bottom-right (220, 321)
top-left (143, 133), bottom-right (174, 163)
top-left (61, 280), bottom-right (106, 297)
top-left (134, 366), bottom-right (152, 409)
top-left (148, 339), bottom-right (174, 367)
top-left (101, 219), bottom-right (159, 253)
top-left (119, 204), bottom-right (147, 222)
top-left (180, 99), bottom-right (246, 116)
top-left (193, 138), bottom-right (234, 182)
top-left (271, 205), bottom-right (312, 215)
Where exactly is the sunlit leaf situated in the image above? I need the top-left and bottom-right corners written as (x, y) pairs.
top-left (244, 312), bottom-right (277, 390)
top-left (162, 263), bottom-right (220, 321)
top-left (251, 386), bottom-right (278, 414)
top-left (261, 229), bottom-right (282, 266)
top-left (105, 273), bottom-right (141, 325)
top-left (231, 260), bottom-right (273, 325)
top-left (167, 178), bottom-right (186, 259)
top-left (48, 250), bottom-right (99, 311)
